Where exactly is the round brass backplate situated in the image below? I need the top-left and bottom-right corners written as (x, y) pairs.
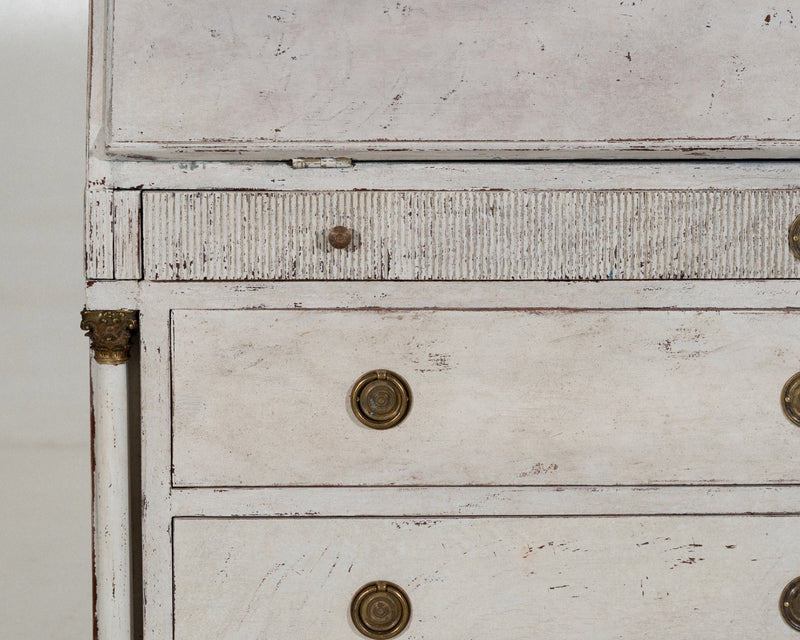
top-left (328, 225), bottom-right (353, 249)
top-left (351, 370), bottom-right (411, 430)
top-left (789, 215), bottom-right (800, 261)
top-left (782, 372), bottom-right (800, 427)
top-left (781, 577), bottom-right (800, 630)
top-left (351, 581), bottom-right (411, 639)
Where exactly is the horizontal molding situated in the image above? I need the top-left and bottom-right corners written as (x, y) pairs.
top-left (107, 140), bottom-right (800, 162)
top-left (143, 189), bottom-right (800, 281)
top-left (170, 486), bottom-right (800, 517)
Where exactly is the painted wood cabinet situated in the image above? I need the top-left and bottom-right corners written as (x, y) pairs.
top-left (83, 2), bottom-right (800, 638)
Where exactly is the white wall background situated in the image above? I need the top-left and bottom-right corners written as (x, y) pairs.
top-left (0, 1), bottom-right (92, 637)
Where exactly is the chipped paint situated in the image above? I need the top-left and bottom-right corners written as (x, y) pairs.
top-left (142, 189), bottom-right (800, 281)
top-left (102, 1), bottom-right (800, 160)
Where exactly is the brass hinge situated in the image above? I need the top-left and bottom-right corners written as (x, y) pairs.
top-left (291, 157), bottom-right (353, 169)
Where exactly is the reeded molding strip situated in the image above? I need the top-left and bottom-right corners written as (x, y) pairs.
top-left (86, 186), bottom-right (114, 279)
top-left (112, 190), bottom-right (143, 280)
top-left (143, 189), bottom-right (800, 281)
top-left (85, 187), bottom-right (143, 280)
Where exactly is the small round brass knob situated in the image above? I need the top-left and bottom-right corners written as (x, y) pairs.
top-left (781, 577), bottom-right (800, 630)
top-left (782, 372), bottom-right (800, 427)
top-left (351, 581), bottom-right (411, 639)
top-left (328, 225), bottom-right (353, 249)
top-left (789, 215), bottom-right (800, 260)
top-left (351, 370), bottom-right (411, 430)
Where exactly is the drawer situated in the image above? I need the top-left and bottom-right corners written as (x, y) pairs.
top-left (144, 189), bottom-right (800, 281)
top-left (173, 516), bottom-right (800, 639)
top-left (172, 309), bottom-right (800, 487)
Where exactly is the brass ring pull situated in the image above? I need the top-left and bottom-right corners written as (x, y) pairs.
top-left (789, 215), bottom-right (800, 260)
top-left (781, 577), bottom-right (800, 630)
top-left (782, 373), bottom-right (800, 427)
top-left (328, 225), bottom-right (353, 249)
top-left (351, 581), bottom-right (411, 639)
top-left (351, 370), bottom-right (411, 430)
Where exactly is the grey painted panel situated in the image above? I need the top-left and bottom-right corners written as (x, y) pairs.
top-left (109, 0), bottom-right (800, 159)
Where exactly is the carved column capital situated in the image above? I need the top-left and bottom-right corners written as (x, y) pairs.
top-left (81, 310), bottom-right (139, 365)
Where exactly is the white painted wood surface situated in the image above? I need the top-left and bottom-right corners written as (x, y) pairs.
top-left (109, 160), bottom-right (800, 191)
top-left (173, 516), bottom-right (800, 639)
top-left (112, 190), bottom-right (142, 280)
top-left (85, 187), bottom-right (141, 280)
top-left (137, 305), bottom-right (173, 640)
top-left (172, 309), bottom-right (800, 486)
top-left (86, 1), bottom-right (800, 637)
top-left (85, 185), bottom-right (114, 279)
top-left (87, 280), bottom-right (800, 314)
top-left (169, 485), bottom-right (800, 518)
top-left (86, 279), bottom-right (800, 640)
top-left (144, 189), bottom-right (800, 280)
top-left (107, 0), bottom-right (800, 160)
top-left (85, 162), bottom-right (800, 278)
top-left (91, 359), bottom-right (132, 640)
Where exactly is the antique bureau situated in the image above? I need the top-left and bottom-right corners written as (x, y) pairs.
top-left (82, 1), bottom-right (800, 638)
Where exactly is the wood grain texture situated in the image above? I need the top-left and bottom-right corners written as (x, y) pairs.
top-left (143, 189), bottom-right (800, 280)
top-left (173, 516), bottom-right (800, 639)
top-left (171, 309), bottom-right (800, 487)
top-left (108, 1), bottom-right (800, 160)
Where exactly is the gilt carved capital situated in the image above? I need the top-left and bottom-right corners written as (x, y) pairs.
top-left (80, 310), bottom-right (139, 365)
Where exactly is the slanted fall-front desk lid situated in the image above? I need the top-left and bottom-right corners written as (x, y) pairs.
top-left (105, 0), bottom-right (800, 160)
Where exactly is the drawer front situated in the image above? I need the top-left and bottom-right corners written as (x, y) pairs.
top-left (172, 309), bottom-right (800, 487)
top-left (110, 1), bottom-right (800, 159)
top-left (144, 190), bottom-right (800, 281)
top-left (173, 516), bottom-right (800, 639)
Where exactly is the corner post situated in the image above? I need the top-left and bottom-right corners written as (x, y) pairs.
top-left (81, 310), bottom-right (138, 640)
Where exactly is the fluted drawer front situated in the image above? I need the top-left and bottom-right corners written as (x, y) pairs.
top-left (171, 309), bottom-right (800, 487)
top-left (144, 189), bottom-right (800, 281)
top-left (173, 516), bottom-right (800, 640)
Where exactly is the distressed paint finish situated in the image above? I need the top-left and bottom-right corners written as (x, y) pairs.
top-left (136, 306), bottom-right (174, 640)
top-left (144, 189), bottom-right (800, 280)
top-left (85, 187), bottom-right (142, 280)
top-left (169, 485), bottom-right (800, 518)
top-left (91, 359), bottom-right (132, 640)
top-left (113, 190), bottom-right (142, 280)
top-left (107, 0), bottom-right (800, 160)
top-left (108, 160), bottom-right (800, 192)
top-left (85, 0), bottom-right (800, 637)
top-left (87, 161), bottom-right (800, 276)
top-left (173, 517), bottom-right (800, 639)
top-left (82, 277), bottom-right (800, 639)
top-left (86, 185), bottom-right (114, 279)
top-left (88, 279), bottom-right (800, 313)
top-left (172, 309), bottom-right (800, 487)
